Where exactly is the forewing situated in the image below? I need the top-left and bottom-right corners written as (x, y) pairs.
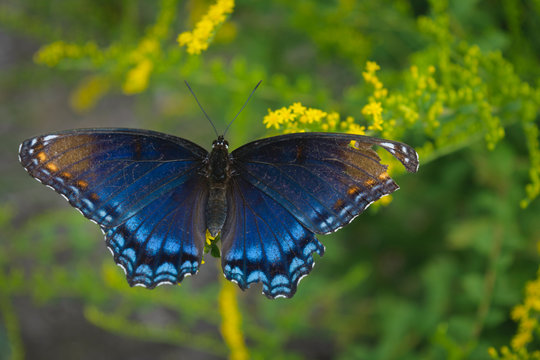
top-left (231, 132), bottom-right (418, 235)
top-left (19, 128), bottom-right (208, 228)
top-left (221, 176), bottom-right (324, 299)
top-left (19, 128), bottom-right (209, 287)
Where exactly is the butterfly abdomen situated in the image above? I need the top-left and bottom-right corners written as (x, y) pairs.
top-left (205, 138), bottom-right (231, 237)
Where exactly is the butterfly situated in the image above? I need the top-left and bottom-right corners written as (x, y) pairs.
top-left (18, 85), bottom-right (418, 299)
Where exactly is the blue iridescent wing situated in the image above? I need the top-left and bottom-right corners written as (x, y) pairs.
top-left (221, 175), bottom-right (325, 298)
top-left (231, 133), bottom-right (418, 234)
top-left (223, 132), bottom-right (418, 298)
top-left (18, 129), bottom-right (209, 288)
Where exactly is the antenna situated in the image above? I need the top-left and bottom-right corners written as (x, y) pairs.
top-left (184, 80), bottom-right (219, 138)
top-left (223, 80), bottom-right (262, 137)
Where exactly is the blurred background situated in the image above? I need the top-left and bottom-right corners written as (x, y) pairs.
top-left (1, 0), bottom-right (540, 359)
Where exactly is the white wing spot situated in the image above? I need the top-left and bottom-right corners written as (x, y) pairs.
top-left (380, 142), bottom-right (395, 150)
top-left (42, 135), bottom-right (58, 142)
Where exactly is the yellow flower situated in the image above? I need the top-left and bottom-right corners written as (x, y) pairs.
top-left (276, 107), bottom-right (295, 123)
top-left (346, 123), bottom-right (366, 135)
top-left (366, 61), bottom-right (380, 73)
top-left (263, 109), bottom-right (283, 129)
top-left (177, 32), bottom-right (193, 46)
top-left (70, 75), bottom-right (110, 112)
top-left (206, 229), bottom-right (216, 245)
top-left (304, 108), bottom-right (327, 123)
top-left (122, 59), bottom-right (154, 94)
top-left (511, 304), bottom-right (527, 321)
top-left (194, 20), bottom-right (214, 40)
top-left (511, 331), bottom-right (532, 350)
top-left (362, 101), bottom-right (384, 131)
top-left (326, 112), bottom-right (340, 128)
top-left (34, 41), bottom-right (99, 67)
top-left (290, 102), bottom-right (306, 115)
top-left (178, 0), bottom-right (235, 55)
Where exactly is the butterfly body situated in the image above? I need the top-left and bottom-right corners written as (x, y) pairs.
top-left (205, 136), bottom-right (231, 237)
top-left (19, 129), bottom-right (418, 298)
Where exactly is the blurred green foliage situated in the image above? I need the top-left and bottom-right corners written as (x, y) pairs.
top-left (1, 0), bottom-right (540, 359)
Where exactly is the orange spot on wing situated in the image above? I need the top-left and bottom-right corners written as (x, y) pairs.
top-left (61, 172), bottom-right (72, 179)
top-left (90, 193), bottom-right (99, 201)
top-left (77, 180), bottom-right (88, 190)
top-left (347, 186), bottom-right (361, 196)
top-left (364, 179), bottom-right (376, 186)
top-left (46, 162), bottom-right (58, 172)
top-left (37, 152), bottom-right (47, 162)
top-left (333, 198), bottom-right (345, 211)
top-left (378, 172), bottom-right (389, 180)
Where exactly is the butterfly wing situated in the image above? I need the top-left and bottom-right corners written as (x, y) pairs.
top-left (19, 128), bottom-right (209, 287)
top-left (231, 132), bottom-right (418, 234)
top-left (221, 175), bottom-right (325, 298)
top-left (222, 132), bottom-right (418, 298)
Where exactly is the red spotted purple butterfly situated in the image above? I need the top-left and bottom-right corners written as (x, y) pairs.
top-left (18, 82), bottom-right (418, 298)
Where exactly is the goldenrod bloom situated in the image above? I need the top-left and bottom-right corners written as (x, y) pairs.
top-left (362, 101), bottom-right (384, 131)
top-left (123, 59), bottom-right (154, 95)
top-left (291, 102), bottom-right (306, 114)
top-left (263, 109), bottom-right (284, 129)
top-left (218, 279), bottom-right (249, 360)
top-left (70, 75), bottom-right (110, 112)
top-left (178, 0), bottom-right (235, 55)
top-left (492, 267), bottom-right (540, 358)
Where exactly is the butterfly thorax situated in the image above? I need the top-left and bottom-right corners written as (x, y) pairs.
top-left (205, 136), bottom-right (230, 237)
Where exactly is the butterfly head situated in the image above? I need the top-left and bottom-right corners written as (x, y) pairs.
top-left (212, 136), bottom-right (229, 149)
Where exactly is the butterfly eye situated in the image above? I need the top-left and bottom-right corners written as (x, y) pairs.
top-left (212, 138), bottom-right (228, 148)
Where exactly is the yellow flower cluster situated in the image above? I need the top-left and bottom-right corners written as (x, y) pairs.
top-left (363, 61), bottom-right (388, 99)
top-left (201, 229), bottom-right (217, 264)
top-left (177, 0), bottom-right (235, 55)
top-left (362, 101), bottom-right (383, 131)
top-left (123, 59), bottom-right (154, 95)
top-left (35, 0), bottom-right (179, 103)
top-left (263, 102), bottom-right (366, 135)
top-left (70, 75), bottom-right (110, 112)
top-left (489, 267), bottom-right (540, 359)
top-left (34, 41), bottom-right (100, 67)
top-left (122, 0), bottom-right (177, 94)
top-left (218, 278), bottom-right (249, 360)
top-left (361, 61), bottom-right (390, 134)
